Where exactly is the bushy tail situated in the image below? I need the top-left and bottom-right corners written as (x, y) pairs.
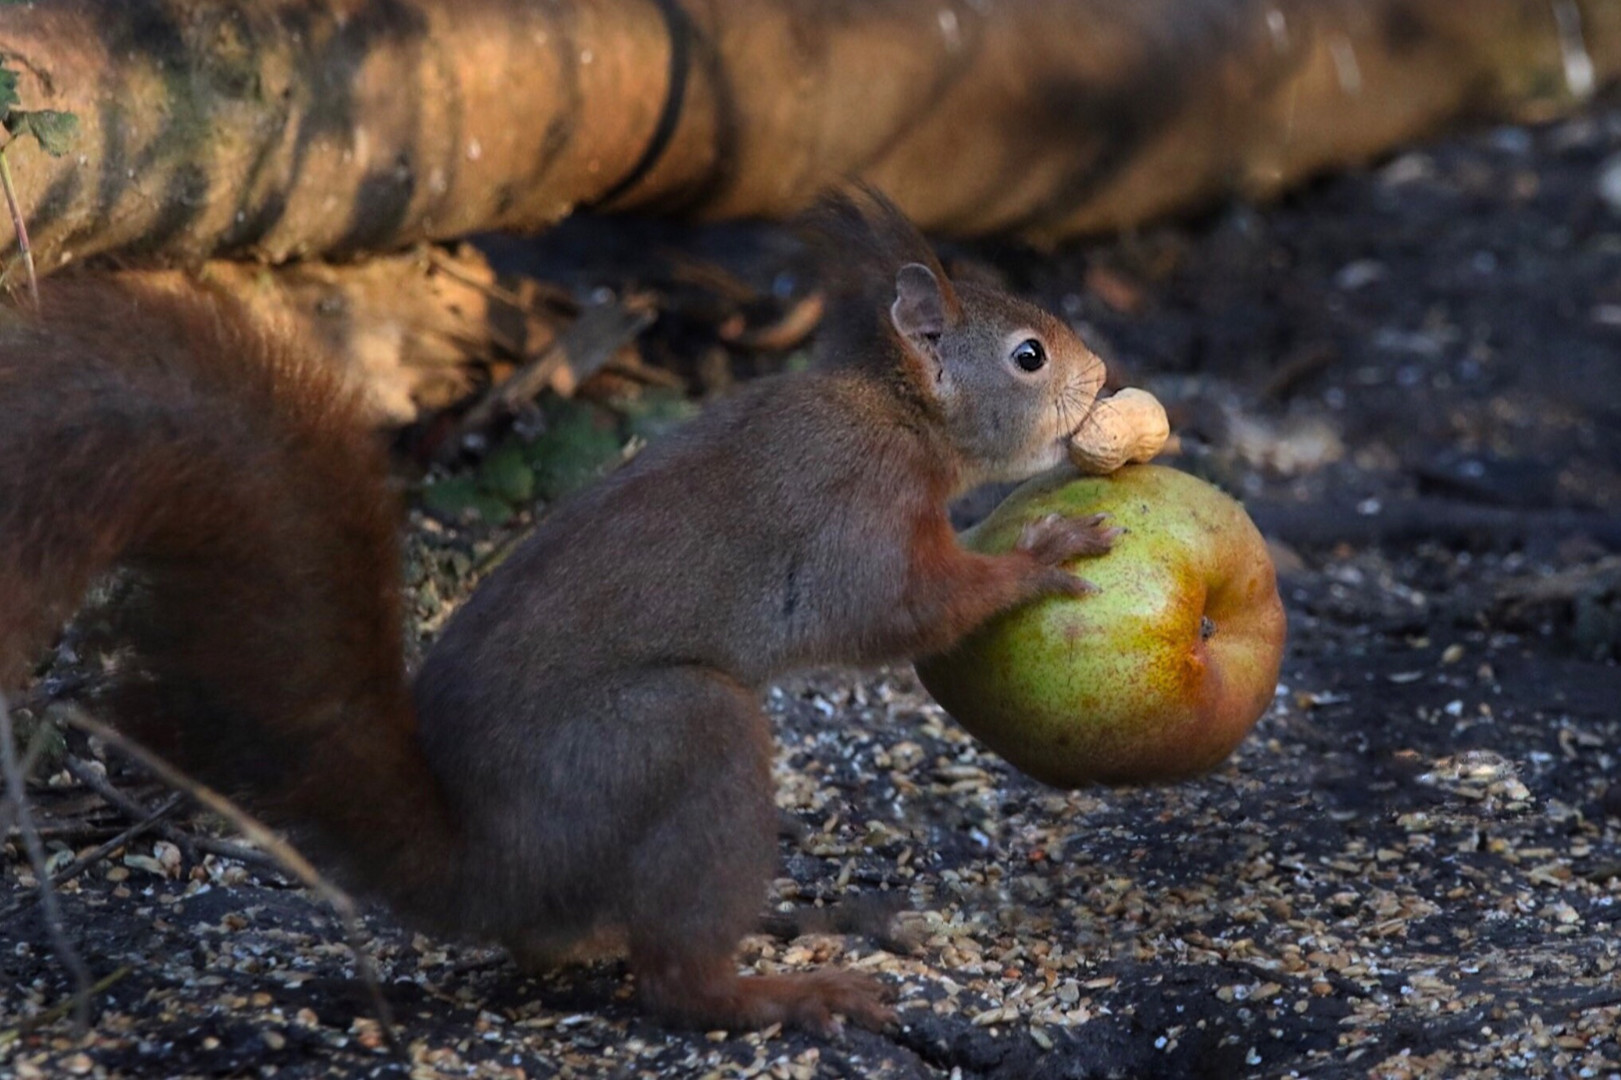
top-left (0, 280), bottom-right (457, 918)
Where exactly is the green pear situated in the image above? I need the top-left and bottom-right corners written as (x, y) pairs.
top-left (917, 465), bottom-right (1286, 787)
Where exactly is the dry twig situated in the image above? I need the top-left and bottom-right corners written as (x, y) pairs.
top-left (63, 755), bottom-right (198, 865)
top-left (0, 137), bottom-right (39, 311)
top-left (718, 292), bottom-right (826, 352)
top-left (0, 793), bottom-right (182, 921)
top-left (63, 753), bottom-right (291, 877)
top-left (446, 294), bottom-right (657, 455)
top-left (0, 713), bottom-right (58, 841)
top-left (56, 706), bottom-right (404, 1057)
top-left (0, 690), bottom-right (92, 1029)
top-left (0, 966), bottom-right (130, 1047)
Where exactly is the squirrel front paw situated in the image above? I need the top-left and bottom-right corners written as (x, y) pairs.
top-left (1015, 512), bottom-right (1121, 566)
top-left (1014, 513), bottom-right (1120, 599)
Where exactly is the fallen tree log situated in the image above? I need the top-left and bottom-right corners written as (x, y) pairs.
top-left (0, 0), bottom-right (1616, 270)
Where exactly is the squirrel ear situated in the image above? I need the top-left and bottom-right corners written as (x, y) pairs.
top-left (890, 263), bottom-right (947, 347)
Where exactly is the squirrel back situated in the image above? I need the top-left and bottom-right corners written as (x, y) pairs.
top-left (0, 280), bottom-right (457, 919)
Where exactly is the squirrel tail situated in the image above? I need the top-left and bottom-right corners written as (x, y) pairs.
top-left (0, 279), bottom-right (458, 918)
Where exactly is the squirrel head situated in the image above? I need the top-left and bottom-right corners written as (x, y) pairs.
top-left (887, 262), bottom-right (1106, 490)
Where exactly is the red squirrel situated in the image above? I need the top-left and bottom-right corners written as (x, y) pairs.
top-left (0, 190), bottom-right (1113, 1033)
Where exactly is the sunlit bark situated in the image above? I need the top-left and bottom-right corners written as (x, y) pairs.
top-left (0, 0), bottom-right (1613, 269)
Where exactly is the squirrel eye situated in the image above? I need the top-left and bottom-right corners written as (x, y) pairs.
top-left (1011, 338), bottom-right (1046, 373)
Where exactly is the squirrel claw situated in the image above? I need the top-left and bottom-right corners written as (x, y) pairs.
top-left (1059, 574), bottom-right (1101, 597)
top-left (1031, 568), bottom-right (1099, 599)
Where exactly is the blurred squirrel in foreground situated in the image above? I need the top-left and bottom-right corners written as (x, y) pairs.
top-left (0, 189), bottom-right (1115, 1032)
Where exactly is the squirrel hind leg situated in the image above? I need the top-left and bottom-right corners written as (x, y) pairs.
top-left (615, 668), bottom-right (894, 1033)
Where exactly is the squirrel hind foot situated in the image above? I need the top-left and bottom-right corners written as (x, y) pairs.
top-left (507, 924), bottom-right (629, 972)
top-left (634, 950), bottom-right (895, 1035)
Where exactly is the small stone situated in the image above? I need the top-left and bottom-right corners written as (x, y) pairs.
top-left (1335, 260), bottom-right (1386, 291)
top-left (1599, 152), bottom-right (1621, 217)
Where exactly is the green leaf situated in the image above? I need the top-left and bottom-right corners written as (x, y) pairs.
top-left (618, 388), bottom-right (698, 444)
top-left (14, 109), bottom-right (78, 156)
top-left (0, 67), bottom-right (18, 118)
top-left (421, 476), bottom-right (514, 526)
top-left (8, 711), bottom-right (68, 776)
top-left (465, 493), bottom-right (514, 526)
top-left (523, 400), bottom-right (623, 500)
top-left (478, 441), bottom-right (535, 504)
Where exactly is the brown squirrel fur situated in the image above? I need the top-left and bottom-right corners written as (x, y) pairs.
top-left (0, 192), bottom-right (1112, 1033)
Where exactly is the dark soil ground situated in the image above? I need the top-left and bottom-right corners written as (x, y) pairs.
top-left (5, 92), bottom-right (1621, 1079)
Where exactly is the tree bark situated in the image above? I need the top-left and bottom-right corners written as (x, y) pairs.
top-left (1, 0), bottom-right (1616, 268)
